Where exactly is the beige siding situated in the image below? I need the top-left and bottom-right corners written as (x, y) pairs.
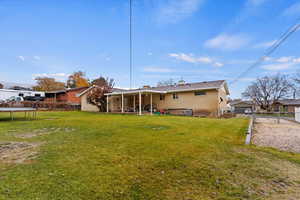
top-left (81, 94), bottom-right (122, 112)
top-left (218, 85), bottom-right (229, 114)
top-left (152, 89), bottom-right (219, 114)
top-left (81, 93), bottom-right (99, 112)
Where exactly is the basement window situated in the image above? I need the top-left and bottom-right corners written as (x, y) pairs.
top-left (194, 91), bottom-right (206, 96)
top-left (172, 93), bottom-right (178, 99)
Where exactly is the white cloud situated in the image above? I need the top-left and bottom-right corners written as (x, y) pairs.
top-left (275, 56), bottom-right (293, 63)
top-left (143, 66), bottom-right (173, 73)
top-left (147, 52), bottom-right (153, 56)
top-left (233, 0), bottom-right (269, 24)
top-left (18, 56), bottom-right (25, 61)
top-left (204, 34), bottom-right (250, 50)
top-left (32, 73), bottom-right (69, 80)
top-left (293, 58), bottom-right (300, 63)
top-left (157, 0), bottom-right (204, 24)
top-left (213, 62), bottom-right (224, 67)
top-left (168, 53), bottom-right (224, 67)
top-left (169, 53), bottom-right (197, 63)
top-left (261, 63), bottom-right (295, 71)
top-left (169, 53), bottom-right (209, 63)
top-left (262, 56), bottom-right (300, 64)
top-left (282, 2), bottom-right (300, 16)
top-left (253, 40), bottom-right (276, 48)
top-left (263, 56), bottom-right (272, 61)
top-left (33, 56), bottom-right (41, 60)
top-left (227, 59), bottom-right (255, 64)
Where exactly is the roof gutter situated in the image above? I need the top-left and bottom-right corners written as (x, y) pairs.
top-left (104, 87), bottom-right (220, 96)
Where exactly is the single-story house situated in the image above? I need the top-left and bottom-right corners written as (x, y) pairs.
top-left (229, 100), bottom-right (255, 114)
top-left (45, 87), bottom-right (88, 106)
top-left (272, 99), bottom-right (300, 113)
top-left (77, 87), bottom-right (126, 112)
top-left (79, 80), bottom-right (230, 117)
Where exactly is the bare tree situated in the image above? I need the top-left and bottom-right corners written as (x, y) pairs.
top-left (295, 70), bottom-right (300, 84)
top-left (293, 70), bottom-right (300, 98)
top-left (87, 77), bottom-right (115, 112)
top-left (242, 74), bottom-right (293, 110)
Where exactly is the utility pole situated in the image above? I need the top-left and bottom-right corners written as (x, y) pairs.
top-left (129, 0), bottom-right (133, 89)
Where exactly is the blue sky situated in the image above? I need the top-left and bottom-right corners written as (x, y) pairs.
top-left (0, 0), bottom-right (300, 98)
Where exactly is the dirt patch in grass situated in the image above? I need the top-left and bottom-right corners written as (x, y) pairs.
top-left (252, 118), bottom-right (300, 153)
top-left (0, 142), bottom-right (42, 164)
top-left (142, 125), bottom-right (170, 131)
top-left (15, 127), bottom-right (76, 138)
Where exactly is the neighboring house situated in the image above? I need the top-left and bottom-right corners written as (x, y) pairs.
top-left (80, 80), bottom-right (230, 117)
top-left (230, 99), bottom-right (300, 114)
top-left (272, 99), bottom-right (300, 113)
top-left (77, 86), bottom-right (126, 112)
top-left (0, 89), bottom-right (45, 101)
top-left (45, 87), bottom-right (88, 105)
top-left (230, 100), bottom-right (255, 114)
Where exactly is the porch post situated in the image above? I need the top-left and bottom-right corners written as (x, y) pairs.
top-left (106, 95), bottom-right (109, 113)
top-left (133, 95), bottom-right (136, 112)
top-left (121, 93), bottom-right (124, 113)
top-left (150, 93), bottom-right (153, 115)
top-left (139, 92), bottom-right (142, 116)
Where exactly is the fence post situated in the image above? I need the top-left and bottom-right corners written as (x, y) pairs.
top-left (245, 115), bottom-right (254, 145)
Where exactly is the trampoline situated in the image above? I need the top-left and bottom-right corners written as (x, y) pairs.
top-left (0, 108), bottom-right (38, 120)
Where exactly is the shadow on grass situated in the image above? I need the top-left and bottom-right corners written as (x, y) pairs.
top-left (0, 118), bottom-right (38, 122)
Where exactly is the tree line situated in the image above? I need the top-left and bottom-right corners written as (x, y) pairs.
top-left (32, 71), bottom-right (114, 92)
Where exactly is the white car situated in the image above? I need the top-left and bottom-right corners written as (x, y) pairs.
top-left (6, 96), bottom-right (24, 103)
top-left (244, 108), bottom-right (252, 114)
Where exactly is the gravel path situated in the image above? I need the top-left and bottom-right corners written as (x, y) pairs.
top-left (252, 118), bottom-right (300, 153)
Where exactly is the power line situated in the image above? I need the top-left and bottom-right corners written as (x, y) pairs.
top-left (230, 19), bottom-right (300, 85)
top-left (129, 0), bottom-right (133, 89)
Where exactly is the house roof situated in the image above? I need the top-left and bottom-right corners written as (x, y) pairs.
top-left (46, 87), bottom-right (89, 94)
top-left (105, 80), bottom-right (229, 95)
top-left (276, 99), bottom-right (300, 106)
top-left (77, 86), bottom-right (127, 97)
top-left (229, 100), bottom-right (254, 106)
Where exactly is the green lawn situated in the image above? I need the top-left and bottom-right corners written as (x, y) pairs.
top-left (0, 112), bottom-right (299, 200)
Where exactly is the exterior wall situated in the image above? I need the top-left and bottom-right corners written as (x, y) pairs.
top-left (296, 107), bottom-right (300, 122)
top-left (152, 89), bottom-right (219, 115)
top-left (46, 87), bottom-right (87, 104)
top-left (80, 93), bottom-right (99, 112)
top-left (66, 89), bottom-right (86, 104)
top-left (272, 103), bottom-right (298, 113)
top-left (107, 88), bottom-right (228, 116)
top-left (108, 96), bottom-right (122, 112)
top-left (56, 93), bottom-right (68, 102)
top-left (81, 93), bottom-right (121, 112)
top-left (218, 86), bottom-right (229, 114)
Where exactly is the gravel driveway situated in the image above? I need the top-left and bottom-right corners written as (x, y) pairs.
top-left (252, 118), bottom-right (300, 153)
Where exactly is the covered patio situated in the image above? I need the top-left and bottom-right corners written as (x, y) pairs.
top-left (105, 89), bottom-right (165, 115)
